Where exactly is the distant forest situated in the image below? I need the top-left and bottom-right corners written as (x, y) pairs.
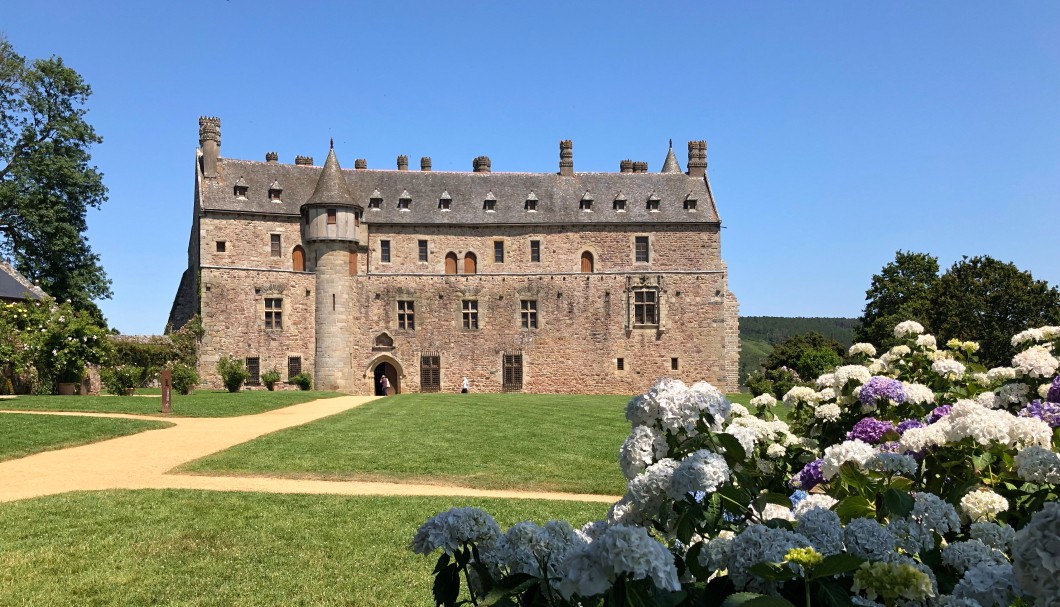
top-left (739, 316), bottom-right (859, 385)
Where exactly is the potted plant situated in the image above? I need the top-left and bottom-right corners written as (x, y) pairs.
top-left (261, 368), bottom-right (281, 391)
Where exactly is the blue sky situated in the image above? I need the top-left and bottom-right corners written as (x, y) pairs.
top-left (5, 2), bottom-right (1059, 335)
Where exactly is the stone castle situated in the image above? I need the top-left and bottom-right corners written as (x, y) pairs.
top-left (168, 117), bottom-right (740, 395)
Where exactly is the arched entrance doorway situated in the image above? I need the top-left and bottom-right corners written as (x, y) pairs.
top-left (369, 356), bottom-right (402, 396)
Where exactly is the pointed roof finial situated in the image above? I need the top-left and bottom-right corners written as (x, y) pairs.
top-left (669, 138), bottom-right (673, 149)
top-left (330, 137), bottom-right (334, 149)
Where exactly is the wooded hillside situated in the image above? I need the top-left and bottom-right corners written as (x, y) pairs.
top-left (739, 316), bottom-right (859, 385)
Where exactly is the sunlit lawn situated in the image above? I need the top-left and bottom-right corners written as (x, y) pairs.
top-left (0, 489), bottom-right (607, 607)
top-left (0, 414), bottom-right (172, 462)
top-left (0, 390), bottom-right (342, 417)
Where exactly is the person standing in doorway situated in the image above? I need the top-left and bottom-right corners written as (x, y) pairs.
top-left (380, 374), bottom-right (391, 396)
top-left (461, 377), bottom-right (469, 394)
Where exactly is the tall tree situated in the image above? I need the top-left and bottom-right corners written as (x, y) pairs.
top-left (927, 256), bottom-right (1060, 368)
top-left (855, 251), bottom-right (939, 348)
top-left (0, 37), bottom-right (110, 317)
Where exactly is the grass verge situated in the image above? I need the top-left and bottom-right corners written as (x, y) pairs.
top-left (0, 414), bottom-right (172, 462)
top-left (183, 393), bottom-right (632, 495)
top-left (0, 390), bottom-right (342, 417)
top-left (0, 489), bottom-right (607, 607)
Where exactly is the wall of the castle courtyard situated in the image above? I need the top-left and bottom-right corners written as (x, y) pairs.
top-left (200, 214), bottom-right (303, 271)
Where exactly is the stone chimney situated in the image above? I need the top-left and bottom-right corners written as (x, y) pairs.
top-left (397, 155), bottom-right (409, 171)
top-left (421, 157), bottom-right (432, 171)
top-left (559, 140), bottom-right (573, 176)
top-left (473, 156), bottom-right (491, 173)
top-left (687, 141), bottom-right (707, 177)
top-left (632, 161), bottom-right (648, 174)
top-left (620, 159), bottom-right (634, 174)
top-left (198, 116), bottom-right (221, 178)
top-left (295, 155), bottom-right (314, 166)
top-left (355, 158), bottom-right (367, 170)
top-left (265, 151), bottom-right (278, 164)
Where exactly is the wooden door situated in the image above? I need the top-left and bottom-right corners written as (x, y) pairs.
top-left (445, 252), bottom-right (458, 275)
top-left (580, 251), bottom-right (594, 273)
top-left (292, 245), bottom-right (306, 272)
top-left (463, 252), bottom-right (477, 275)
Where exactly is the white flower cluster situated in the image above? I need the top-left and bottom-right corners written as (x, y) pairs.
top-left (615, 458), bottom-right (680, 525)
top-left (783, 386), bottom-right (820, 407)
top-left (697, 530), bottom-right (734, 572)
top-left (724, 415), bottom-right (795, 456)
top-left (986, 366), bottom-right (1017, 383)
top-left (619, 426), bottom-right (669, 480)
top-left (849, 343), bottom-right (877, 357)
top-left (960, 489), bottom-right (1009, 523)
top-left (833, 365), bottom-right (873, 388)
top-left (1012, 501), bottom-right (1060, 606)
top-left (865, 452), bottom-right (918, 477)
top-left (497, 520), bottom-right (585, 581)
top-left (814, 403), bottom-right (842, 421)
top-left (625, 378), bottom-right (731, 437)
top-left (793, 493), bottom-right (837, 517)
top-left (951, 561), bottom-right (1021, 607)
top-left (894, 321), bottom-right (925, 337)
top-left (931, 359), bottom-right (967, 380)
top-left (942, 539), bottom-right (1009, 574)
top-left (667, 449), bottom-right (730, 500)
top-left (556, 524), bottom-right (680, 599)
top-left (902, 382), bottom-right (935, 405)
top-left (724, 525), bottom-right (812, 593)
top-left (899, 401), bottom-right (1052, 452)
top-left (1014, 446), bottom-right (1060, 484)
top-left (411, 507), bottom-right (502, 555)
top-left (821, 439), bottom-right (876, 479)
top-left (1011, 327), bottom-right (1060, 347)
top-left (749, 393), bottom-right (777, 408)
top-left (916, 334), bottom-right (937, 350)
top-left (1012, 345), bottom-right (1059, 379)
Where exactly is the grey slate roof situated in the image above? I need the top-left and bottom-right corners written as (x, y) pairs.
top-left (661, 145), bottom-right (682, 174)
top-left (304, 147), bottom-right (358, 208)
top-left (0, 261), bottom-right (46, 301)
top-left (203, 155), bottom-right (719, 225)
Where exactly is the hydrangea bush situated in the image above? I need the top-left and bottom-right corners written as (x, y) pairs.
top-left (412, 323), bottom-right (1060, 607)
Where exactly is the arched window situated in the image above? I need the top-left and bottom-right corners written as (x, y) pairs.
top-left (580, 251), bottom-right (594, 273)
top-left (463, 252), bottom-right (478, 275)
top-left (292, 245), bottom-right (306, 272)
top-left (444, 252), bottom-right (458, 275)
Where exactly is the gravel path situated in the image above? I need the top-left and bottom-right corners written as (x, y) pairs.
top-left (0, 396), bottom-right (618, 504)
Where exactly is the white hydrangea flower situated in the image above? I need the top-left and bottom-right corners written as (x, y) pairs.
top-left (497, 520), bottom-right (586, 581)
top-left (1012, 328), bottom-right (1045, 347)
top-left (821, 439), bottom-right (876, 479)
top-left (1041, 383), bottom-right (1053, 399)
top-left (834, 365), bottom-right (873, 388)
top-left (975, 392), bottom-right (1001, 409)
top-left (969, 521), bottom-right (1016, 552)
top-left (888, 517), bottom-right (936, 554)
top-left (577, 520), bottom-right (608, 543)
top-left (1042, 326), bottom-right (1060, 339)
top-left (911, 492), bottom-right (961, 536)
top-left (928, 349), bottom-right (954, 361)
top-left (667, 449), bottom-right (730, 500)
top-left (729, 403), bottom-right (749, 417)
top-left (697, 530), bottom-right (734, 573)
top-left (894, 320), bottom-right (925, 337)
top-left (916, 334), bottom-right (938, 350)
top-left (932, 359), bottom-right (967, 379)
top-left (900, 401), bottom-right (1052, 452)
top-left (783, 386), bottom-right (820, 407)
top-left (792, 493), bottom-right (837, 517)
top-left (619, 425), bottom-right (669, 480)
top-left (555, 546), bottom-right (610, 598)
top-left (557, 524), bottom-right (680, 599)
top-left (1012, 501), bottom-right (1060, 606)
top-left (814, 403), bottom-right (842, 421)
top-left (889, 344), bottom-right (912, 357)
top-left (971, 372), bottom-right (990, 387)
top-left (1013, 345), bottom-right (1059, 379)
top-left (867, 360), bottom-right (887, 374)
top-left (816, 387), bottom-right (837, 402)
top-left (761, 503), bottom-right (794, 522)
top-left (865, 452), bottom-right (918, 477)
top-left (623, 458), bottom-right (680, 524)
top-left (795, 507), bottom-right (844, 555)
top-left (625, 378), bottom-right (731, 436)
top-left (749, 393), bottom-right (777, 408)
top-left (726, 525), bottom-right (812, 593)
top-left (766, 443), bottom-right (786, 459)
top-left (951, 561), bottom-right (1020, 607)
top-left (816, 373), bottom-right (836, 388)
top-left (843, 517), bottom-right (898, 560)
top-left (998, 382), bottom-right (1031, 405)
top-left (849, 343), bottom-right (877, 357)
top-left (1014, 446), bottom-right (1060, 484)
top-left (942, 539), bottom-right (1009, 574)
top-left (960, 489), bottom-right (1009, 522)
top-left (903, 382), bottom-right (935, 405)
top-left (986, 367), bottom-right (1018, 383)
top-left (411, 507), bottom-right (502, 555)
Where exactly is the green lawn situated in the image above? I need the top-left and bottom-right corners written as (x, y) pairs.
top-left (0, 390), bottom-right (342, 417)
top-left (0, 414), bottom-right (172, 462)
top-left (183, 393), bottom-right (633, 495)
top-left (0, 489), bottom-right (607, 607)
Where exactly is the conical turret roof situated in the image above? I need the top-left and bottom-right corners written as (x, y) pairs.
top-left (661, 139), bottom-right (682, 174)
top-left (304, 142), bottom-right (357, 207)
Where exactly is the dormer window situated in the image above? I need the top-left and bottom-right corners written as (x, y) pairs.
top-left (268, 180), bottom-right (282, 202)
top-left (614, 194), bottom-right (627, 212)
top-left (398, 190), bottom-right (411, 211)
top-left (684, 194), bottom-right (697, 211)
top-left (233, 176), bottom-right (248, 199)
top-left (525, 192), bottom-right (538, 212)
top-left (580, 191), bottom-right (593, 212)
top-left (369, 189), bottom-right (382, 210)
top-left (483, 191), bottom-right (496, 212)
top-left (647, 193), bottom-right (660, 212)
top-left (439, 191), bottom-right (452, 211)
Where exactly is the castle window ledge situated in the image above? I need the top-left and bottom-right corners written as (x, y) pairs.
top-left (372, 344), bottom-right (395, 352)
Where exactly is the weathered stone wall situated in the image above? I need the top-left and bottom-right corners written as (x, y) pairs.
top-left (197, 267), bottom-right (315, 388)
top-left (312, 241), bottom-right (355, 391)
top-left (200, 213), bottom-right (302, 271)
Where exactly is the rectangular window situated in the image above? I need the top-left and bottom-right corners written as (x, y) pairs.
top-left (216, 241), bottom-right (226, 252)
top-left (420, 354), bottom-right (440, 393)
top-left (270, 234), bottom-right (281, 257)
top-left (327, 209), bottom-right (337, 224)
top-left (418, 239), bottom-right (428, 262)
top-left (671, 357), bottom-right (679, 370)
top-left (287, 356), bottom-right (302, 380)
top-left (635, 236), bottom-right (649, 263)
top-left (398, 300), bottom-right (415, 330)
top-left (462, 300), bottom-right (479, 329)
top-left (617, 358), bottom-right (625, 371)
top-left (265, 297), bottom-right (283, 329)
top-left (494, 240), bottom-right (504, 263)
top-left (246, 357), bottom-right (260, 385)
top-left (502, 353), bottom-right (523, 393)
top-left (633, 289), bottom-right (658, 326)
top-left (520, 300), bottom-right (537, 329)
top-left (380, 240), bottom-right (391, 263)
top-left (530, 240), bottom-right (540, 263)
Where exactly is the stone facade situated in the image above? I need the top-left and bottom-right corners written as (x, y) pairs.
top-left (168, 118), bottom-right (740, 395)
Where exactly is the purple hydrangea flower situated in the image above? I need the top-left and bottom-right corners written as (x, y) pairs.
top-left (896, 419), bottom-right (925, 435)
top-left (791, 459), bottom-right (825, 491)
top-left (877, 441), bottom-right (901, 454)
top-left (927, 405), bottom-right (952, 423)
top-left (859, 376), bottom-right (906, 406)
top-left (1020, 399), bottom-right (1060, 429)
top-left (1048, 376), bottom-right (1060, 403)
top-left (846, 417), bottom-right (896, 444)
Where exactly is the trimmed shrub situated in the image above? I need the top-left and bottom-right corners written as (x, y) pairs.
top-left (261, 368), bottom-right (281, 391)
top-left (101, 365), bottom-right (142, 396)
top-left (216, 356), bottom-right (249, 393)
top-left (169, 363), bottom-right (198, 395)
top-left (290, 373), bottom-right (312, 391)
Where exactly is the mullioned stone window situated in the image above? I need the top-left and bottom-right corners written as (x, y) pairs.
top-left (264, 297), bottom-right (283, 329)
top-left (462, 300), bottom-right (478, 329)
top-left (521, 300), bottom-right (538, 329)
top-left (632, 288), bottom-right (658, 327)
top-left (397, 300), bottom-right (415, 330)
top-left (635, 236), bottom-right (650, 263)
